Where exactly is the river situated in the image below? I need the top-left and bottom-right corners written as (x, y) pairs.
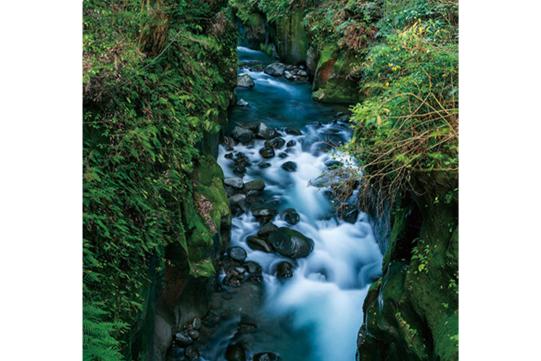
top-left (196, 46), bottom-right (382, 361)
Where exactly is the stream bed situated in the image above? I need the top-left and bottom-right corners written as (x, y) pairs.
top-left (171, 47), bottom-right (383, 361)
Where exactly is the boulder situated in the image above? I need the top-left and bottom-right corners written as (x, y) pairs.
top-left (244, 179), bottom-right (265, 192)
top-left (264, 62), bottom-right (286, 77)
top-left (224, 177), bottom-right (244, 189)
top-left (265, 137), bottom-right (286, 149)
top-left (282, 208), bottom-right (300, 225)
top-left (174, 332), bottom-right (193, 347)
top-left (268, 227), bottom-right (314, 258)
top-left (281, 161), bottom-right (297, 172)
top-left (229, 194), bottom-right (247, 215)
top-left (259, 147), bottom-right (275, 159)
top-left (286, 139), bottom-right (296, 147)
top-left (251, 205), bottom-right (278, 223)
top-left (257, 122), bottom-right (278, 139)
top-left (237, 73), bottom-right (255, 88)
top-left (258, 161), bottom-right (271, 169)
top-left (258, 222), bottom-right (278, 237)
top-left (246, 235), bottom-right (273, 253)
top-left (278, 152), bottom-right (288, 159)
top-left (231, 126), bottom-right (254, 144)
top-left (228, 246), bottom-right (247, 262)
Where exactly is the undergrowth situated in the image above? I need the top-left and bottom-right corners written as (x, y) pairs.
top-left (83, 0), bottom-right (236, 359)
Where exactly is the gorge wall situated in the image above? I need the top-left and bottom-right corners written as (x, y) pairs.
top-left (83, 0), bottom-right (237, 359)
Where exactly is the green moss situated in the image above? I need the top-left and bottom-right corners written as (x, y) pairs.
top-left (274, 9), bottom-right (308, 64)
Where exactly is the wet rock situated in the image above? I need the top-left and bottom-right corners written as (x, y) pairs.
top-left (244, 179), bottom-right (265, 192)
top-left (281, 161), bottom-right (297, 172)
top-left (282, 208), bottom-right (300, 225)
top-left (224, 177), bottom-right (244, 189)
top-left (325, 160), bottom-right (343, 169)
top-left (265, 137), bottom-right (286, 149)
top-left (231, 126), bottom-right (254, 144)
top-left (187, 329), bottom-right (199, 340)
top-left (286, 139), bottom-right (296, 147)
top-left (174, 332), bottom-right (193, 347)
top-left (258, 222), bottom-right (278, 237)
top-left (225, 343), bottom-right (247, 361)
top-left (233, 165), bottom-right (247, 176)
top-left (276, 261), bottom-right (294, 279)
top-left (244, 261), bottom-right (262, 274)
top-left (312, 141), bottom-right (333, 154)
top-left (184, 345), bottom-right (200, 360)
top-left (224, 152), bottom-right (234, 159)
top-left (246, 235), bottom-right (273, 253)
top-left (284, 67), bottom-right (309, 81)
top-left (229, 194), bottom-right (247, 215)
top-left (340, 204), bottom-right (359, 224)
top-left (258, 161), bottom-right (271, 169)
top-left (237, 98), bottom-right (249, 107)
top-left (254, 352), bottom-right (281, 361)
top-left (268, 227), bottom-right (314, 259)
top-left (259, 147), bottom-right (275, 159)
top-left (191, 318), bottom-right (201, 330)
top-left (309, 171), bottom-right (343, 188)
top-left (264, 62), bottom-right (286, 77)
top-left (278, 152), bottom-right (288, 159)
top-left (257, 122), bottom-right (278, 139)
top-left (237, 73), bottom-right (255, 88)
top-left (223, 136), bottom-right (235, 151)
top-left (285, 128), bottom-right (302, 136)
top-left (228, 246), bottom-right (247, 262)
top-left (251, 205), bottom-right (278, 223)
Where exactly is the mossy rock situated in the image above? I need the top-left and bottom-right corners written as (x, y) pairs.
top-left (358, 195), bottom-right (458, 361)
top-left (180, 156), bottom-right (231, 278)
top-left (312, 45), bottom-right (359, 104)
top-left (274, 10), bottom-right (308, 64)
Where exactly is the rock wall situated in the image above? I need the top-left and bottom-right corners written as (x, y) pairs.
top-left (130, 155), bottom-right (232, 361)
top-left (357, 176), bottom-right (458, 361)
top-left (274, 9), bottom-right (309, 65)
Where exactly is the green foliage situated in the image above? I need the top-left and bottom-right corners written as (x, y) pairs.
top-left (346, 11), bottom-right (458, 208)
top-left (305, 0), bottom-right (381, 54)
top-left (83, 0), bottom-right (236, 356)
top-left (83, 303), bottom-right (127, 361)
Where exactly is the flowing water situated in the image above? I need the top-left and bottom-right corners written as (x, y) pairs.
top-left (199, 47), bottom-right (383, 361)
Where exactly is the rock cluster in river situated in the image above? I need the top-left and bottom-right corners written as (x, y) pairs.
top-left (264, 62), bottom-right (308, 82)
top-left (169, 317), bottom-right (203, 361)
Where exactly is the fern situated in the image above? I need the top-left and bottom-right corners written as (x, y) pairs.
top-left (83, 303), bottom-right (127, 361)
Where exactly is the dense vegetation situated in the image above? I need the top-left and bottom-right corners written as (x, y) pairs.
top-left (83, 0), bottom-right (236, 359)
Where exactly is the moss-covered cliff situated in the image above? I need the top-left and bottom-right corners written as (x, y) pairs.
top-left (358, 179), bottom-right (458, 361)
top-left (83, 0), bottom-right (237, 359)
